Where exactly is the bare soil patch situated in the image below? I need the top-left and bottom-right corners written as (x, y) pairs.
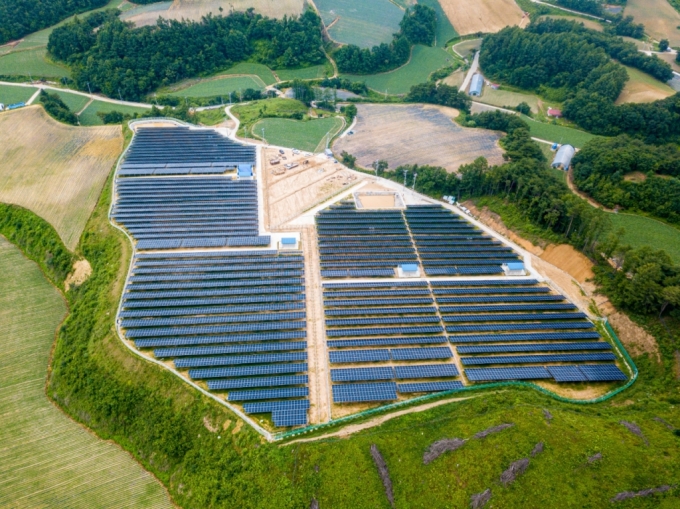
top-left (624, 171), bottom-right (647, 183)
top-left (540, 244), bottom-right (594, 284)
top-left (439, 0), bottom-right (525, 36)
top-left (616, 80), bottom-right (675, 105)
top-left (334, 104), bottom-right (504, 174)
top-left (65, 259), bottom-right (92, 291)
top-left (470, 489), bottom-right (492, 508)
top-left (500, 457), bottom-right (530, 485)
top-left (608, 312), bottom-right (660, 361)
top-left (370, 444), bottom-right (395, 507)
top-left (0, 106), bottom-right (122, 249)
top-left (423, 438), bottom-right (466, 465)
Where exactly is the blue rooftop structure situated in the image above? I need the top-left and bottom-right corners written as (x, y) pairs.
top-left (238, 164), bottom-right (253, 177)
top-left (507, 263), bottom-right (524, 270)
top-left (469, 74), bottom-right (483, 96)
top-left (401, 264), bottom-right (419, 272)
top-left (282, 238), bottom-right (296, 245)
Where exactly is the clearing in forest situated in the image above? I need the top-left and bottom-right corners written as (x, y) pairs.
top-left (79, 100), bottom-right (150, 126)
top-left (615, 66), bottom-right (676, 105)
top-left (314, 0), bottom-right (404, 48)
top-left (438, 0), bottom-right (525, 36)
top-left (625, 0), bottom-right (680, 47)
top-left (253, 116), bottom-right (345, 152)
top-left (171, 76), bottom-right (266, 98)
top-left (0, 106), bottom-right (123, 249)
top-left (333, 103), bottom-right (504, 172)
top-left (0, 238), bottom-right (172, 509)
top-left (606, 213), bottom-right (680, 264)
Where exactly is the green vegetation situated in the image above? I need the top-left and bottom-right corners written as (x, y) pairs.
top-left (314, 0), bottom-right (404, 48)
top-left (195, 108), bottom-right (226, 126)
top-left (0, 83), bottom-right (36, 104)
top-left (232, 98), bottom-right (309, 134)
top-left (342, 45), bottom-right (453, 95)
top-left (406, 81), bottom-right (471, 112)
top-left (50, 89), bottom-right (90, 112)
top-left (607, 213), bottom-right (680, 264)
top-left (478, 88), bottom-right (541, 114)
top-left (254, 116), bottom-right (344, 152)
top-left (418, 0), bottom-right (458, 47)
top-left (38, 89), bottom-right (77, 124)
top-left (521, 115), bottom-right (600, 148)
top-left (79, 100), bottom-right (150, 126)
top-left (0, 236), bottom-right (171, 508)
top-left (0, 47), bottom-right (70, 78)
top-left (277, 64), bottom-right (330, 81)
top-left (222, 62), bottom-right (278, 86)
top-left (170, 76), bottom-right (265, 99)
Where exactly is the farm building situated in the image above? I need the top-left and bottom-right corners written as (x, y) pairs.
top-left (502, 262), bottom-right (526, 276)
top-left (238, 164), bottom-right (253, 178)
top-left (551, 144), bottom-right (576, 170)
top-left (280, 237), bottom-right (298, 250)
top-left (547, 108), bottom-right (562, 118)
top-left (469, 74), bottom-right (484, 96)
top-left (398, 263), bottom-right (421, 278)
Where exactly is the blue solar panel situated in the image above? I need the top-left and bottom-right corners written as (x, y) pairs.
top-left (546, 366), bottom-right (588, 382)
top-left (394, 364), bottom-right (459, 379)
top-left (443, 313), bottom-right (587, 323)
top-left (323, 290), bottom-right (431, 298)
top-left (126, 321), bottom-right (306, 338)
top-left (154, 341), bottom-right (307, 358)
top-left (207, 375), bottom-right (308, 390)
top-left (326, 307), bottom-right (437, 316)
top-left (439, 304), bottom-right (575, 313)
top-left (120, 302), bottom-right (304, 318)
top-left (175, 352), bottom-right (307, 368)
top-left (391, 347), bottom-right (452, 361)
top-left (328, 336), bottom-right (447, 348)
top-left (449, 332), bottom-right (601, 343)
top-left (227, 387), bottom-right (309, 401)
top-left (332, 383), bottom-right (398, 403)
top-left (327, 326), bottom-right (444, 337)
top-left (447, 323), bottom-right (594, 333)
top-left (578, 364), bottom-right (627, 381)
top-left (189, 363), bottom-right (307, 379)
top-left (123, 312), bottom-right (305, 328)
top-left (325, 316), bottom-right (440, 327)
top-left (243, 399), bottom-right (310, 414)
top-left (124, 286), bottom-right (305, 300)
top-left (329, 350), bottom-right (391, 363)
top-left (331, 367), bottom-right (395, 382)
top-left (135, 331), bottom-right (306, 348)
top-left (272, 408), bottom-right (308, 427)
top-left (460, 353), bottom-right (616, 365)
top-left (456, 342), bottom-right (612, 354)
top-left (325, 298), bottom-right (434, 307)
top-left (323, 281), bottom-right (428, 289)
top-left (465, 367), bottom-right (552, 381)
top-left (397, 382), bottom-right (464, 393)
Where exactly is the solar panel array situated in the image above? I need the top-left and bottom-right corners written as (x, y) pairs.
top-left (323, 281), bottom-right (461, 403)
top-left (121, 250), bottom-right (310, 426)
top-left (119, 126), bottom-right (255, 176)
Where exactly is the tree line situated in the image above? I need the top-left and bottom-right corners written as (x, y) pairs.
top-left (0, 0), bottom-right (107, 45)
top-left (334, 5), bottom-right (436, 75)
top-left (48, 9), bottom-right (326, 101)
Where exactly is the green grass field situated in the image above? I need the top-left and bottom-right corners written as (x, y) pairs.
top-left (417, 0), bottom-right (458, 47)
top-left (51, 90), bottom-right (90, 112)
top-left (521, 115), bottom-right (600, 148)
top-left (0, 83), bottom-right (36, 104)
top-left (342, 45), bottom-right (453, 95)
top-left (0, 48), bottom-right (70, 78)
top-left (607, 213), bottom-right (680, 264)
top-left (171, 76), bottom-right (265, 98)
top-left (253, 116), bottom-right (344, 152)
top-left (277, 64), bottom-right (330, 81)
top-left (223, 62), bottom-right (278, 85)
top-left (0, 237), bottom-right (171, 508)
top-left (315, 0), bottom-right (404, 48)
top-left (79, 100), bottom-right (150, 125)
top-left (478, 87), bottom-right (541, 113)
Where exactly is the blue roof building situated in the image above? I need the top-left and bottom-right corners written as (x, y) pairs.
top-left (237, 164), bottom-right (253, 178)
top-left (469, 74), bottom-right (483, 96)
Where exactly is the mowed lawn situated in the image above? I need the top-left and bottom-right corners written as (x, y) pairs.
top-left (79, 100), bottom-right (150, 126)
top-left (0, 238), bottom-right (171, 508)
top-left (253, 116), bottom-right (344, 152)
top-left (171, 76), bottom-right (265, 98)
top-left (477, 87), bottom-right (541, 113)
top-left (0, 83), bottom-right (37, 105)
top-left (521, 116), bottom-right (600, 148)
top-left (342, 45), bottom-right (454, 95)
top-left (314, 0), bottom-right (404, 48)
top-left (607, 213), bottom-right (680, 264)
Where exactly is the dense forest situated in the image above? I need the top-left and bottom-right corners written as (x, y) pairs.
top-left (0, 0), bottom-right (107, 45)
top-left (48, 9), bottom-right (325, 100)
top-left (39, 91), bottom-right (78, 125)
top-left (555, 0), bottom-right (603, 16)
top-left (405, 82), bottom-right (471, 112)
top-left (572, 136), bottom-right (680, 223)
top-left (481, 19), bottom-right (679, 142)
top-left (334, 5), bottom-right (436, 74)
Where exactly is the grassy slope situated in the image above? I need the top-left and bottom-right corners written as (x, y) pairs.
top-left (51, 90), bottom-right (91, 112)
top-left (79, 101), bottom-right (150, 125)
top-left (416, 0), bottom-right (458, 47)
top-left (277, 64), bottom-right (330, 81)
top-left (0, 83), bottom-right (36, 104)
top-left (232, 98), bottom-right (309, 134)
top-left (253, 116), bottom-right (344, 152)
top-left (521, 115), bottom-right (600, 148)
top-left (170, 76), bottom-right (265, 98)
top-left (0, 237), bottom-right (171, 508)
top-left (607, 213), bottom-right (680, 264)
top-left (0, 48), bottom-right (70, 78)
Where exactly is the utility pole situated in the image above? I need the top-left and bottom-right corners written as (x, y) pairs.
top-left (86, 82), bottom-right (92, 95)
top-left (403, 169), bottom-right (407, 187)
top-left (372, 160), bottom-right (378, 177)
top-left (413, 172), bottom-right (418, 190)
top-left (118, 88), bottom-right (123, 101)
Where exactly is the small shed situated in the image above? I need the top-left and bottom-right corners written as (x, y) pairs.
top-left (237, 164), bottom-right (253, 178)
top-left (551, 144), bottom-right (576, 170)
top-left (547, 108), bottom-right (562, 118)
top-left (280, 237), bottom-right (298, 250)
top-left (469, 74), bottom-right (483, 96)
top-left (398, 263), bottom-right (420, 278)
top-left (502, 262), bottom-right (526, 276)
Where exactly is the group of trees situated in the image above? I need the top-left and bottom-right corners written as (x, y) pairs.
top-left (555, 0), bottom-right (603, 16)
top-left (572, 135), bottom-right (680, 223)
top-left (405, 82), bottom-right (471, 112)
top-left (38, 91), bottom-right (78, 125)
top-left (481, 19), bottom-right (679, 142)
top-left (319, 77), bottom-right (367, 95)
top-left (0, 0), bottom-right (107, 44)
top-left (334, 5), bottom-right (436, 75)
top-left (48, 9), bottom-right (326, 101)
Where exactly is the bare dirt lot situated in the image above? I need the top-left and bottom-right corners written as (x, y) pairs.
top-left (262, 149), bottom-right (365, 228)
top-left (333, 104), bottom-right (504, 174)
top-left (0, 106), bottom-right (122, 249)
top-left (439, 0), bottom-right (525, 36)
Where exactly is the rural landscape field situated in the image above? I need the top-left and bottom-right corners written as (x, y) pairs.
top-left (1, 0), bottom-right (680, 506)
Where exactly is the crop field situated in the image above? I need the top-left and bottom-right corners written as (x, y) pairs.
top-left (539, 15), bottom-right (603, 31)
top-left (253, 116), bottom-right (345, 152)
top-left (656, 52), bottom-right (680, 74)
top-left (477, 87), bottom-right (541, 113)
top-left (314, 0), bottom-right (404, 48)
top-left (418, 0), bottom-right (458, 47)
top-left (79, 101), bottom-right (150, 126)
top-left (224, 62), bottom-right (278, 85)
top-left (0, 106), bottom-right (123, 249)
top-left (0, 238), bottom-right (172, 508)
top-left (520, 115), bottom-right (599, 148)
top-left (452, 38), bottom-right (482, 58)
top-left (439, 0), bottom-right (525, 36)
top-left (277, 64), bottom-right (330, 81)
top-left (333, 103), bottom-right (504, 172)
top-left (0, 48), bottom-right (70, 78)
top-left (616, 66), bottom-right (676, 104)
top-left (171, 76), bottom-right (265, 98)
top-left (607, 213), bottom-right (680, 264)
top-left (51, 90), bottom-right (91, 112)
top-left (0, 84), bottom-right (36, 105)
top-left (625, 0), bottom-right (680, 46)
top-left (342, 45), bottom-right (453, 95)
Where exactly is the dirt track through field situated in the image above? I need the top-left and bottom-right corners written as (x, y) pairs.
top-left (439, 0), bottom-right (525, 36)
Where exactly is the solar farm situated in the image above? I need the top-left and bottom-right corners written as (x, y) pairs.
top-left (111, 123), bottom-right (630, 433)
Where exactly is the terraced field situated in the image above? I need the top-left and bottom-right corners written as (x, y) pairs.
top-left (0, 237), bottom-right (171, 508)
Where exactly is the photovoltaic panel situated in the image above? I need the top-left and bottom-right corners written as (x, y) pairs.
top-left (449, 332), bottom-right (601, 343)
top-left (175, 351), bottom-right (307, 368)
top-left (243, 399), bottom-right (310, 413)
top-left (443, 313), bottom-right (587, 322)
top-left (397, 382), bottom-right (464, 393)
top-left (189, 363), bottom-right (307, 379)
top-left (327, 326), bottom-right (444, 337)
top-left (207, 375), bottom-right (308, 390)
top-left (460, 353), bottom-right (616, 365)
top-left (328, 336), bottom-right (447, 348)
top-left (126, 321), bottom-right (306, 338)
top-left (456, 342), bottom-right (612, 354)
top-left (272, 408), bottom-right (308, 427)
top-left (391, 347), bottom-right (453, 361)
top-left (329, 350), bottom-right (391, 363)
top-left (394, 364), bottom-right (459, 379)
top-left (447, 323), bottom-right (594, 333)
top-left (546, 366), bottom-right (588, 382)
top-left (227, 387), bottom-right (309, 401)
top-left (135, 331), bottom-right (306, 348)
top-left (325, 316), bottom-right (440, 327)
top-left (578, 364), bottom-right (627, 381)
top-left (331, 367), bottom-right (395, 382)
top-left (332, 382), bottom-right (398, 403)
top-left (465, 367), bottom-right (552, 381)
top-left (154, 341), bottom-right (307, 358)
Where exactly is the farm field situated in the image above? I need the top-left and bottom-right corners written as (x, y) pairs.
top-left (223, 62), bottom-right (278, 85)
top-left (0, 238), bottom-right (172, 509)
top-left (442, 68), bottom-right (465, 88)
top-left (51, 90), bottom-right (91, 112)
top-left (625, 0), bottom-right (680, 47)
top-left (607, 213), bottom-right (680, 264)
top-left (170, 76), bottom-right (265, 98)
top-left (413, 0), bottom-right (458, 47)
top-left (253, 116), bottom-right (345, 152)
top-left (521, 115), bottom-right (599, 148)
top-left (477, 87), bottom-right (541, 113)
top-left (277, 64), bottom-right (330, 81)
top-left (0, 106), bottom-right (123, 249)
top-left (656, 52), bottom-right (680, 74)
top-left (615, 66), bottom-right (676, 104)
top-left (439, 0), bottom-right (525, 36)
top-left (79, 101), bottom-right (150, 126)
top-left (342, 45), bottom-right (454, 95)
top-left (539, 14), bottom-right (603, 31)
top-left (0, 48), bottom-right (70, 78)
top-left (314, 0), bottom-right (404, 48)
top-left (452, 38), bottom-right (482, 58)
top-left (0, 83), bottom-right (36, 105)
top-left (333, 103), bottom-right (504, 172)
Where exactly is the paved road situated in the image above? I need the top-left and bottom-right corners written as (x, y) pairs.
top-left (459, 51), bottom-right (480, 94)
